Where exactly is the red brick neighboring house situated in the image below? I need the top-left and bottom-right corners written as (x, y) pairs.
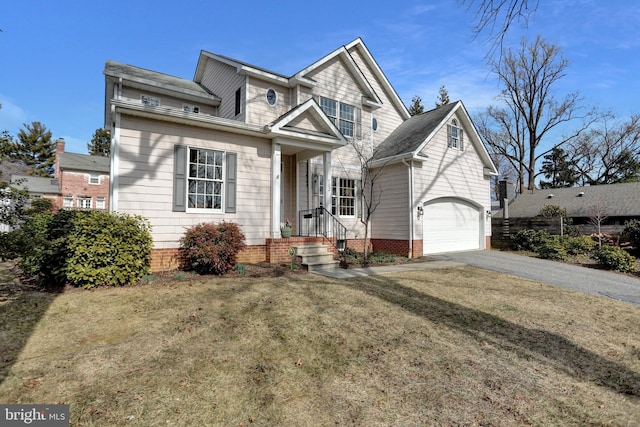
top-left (11, 139), bottom-right (110, 210)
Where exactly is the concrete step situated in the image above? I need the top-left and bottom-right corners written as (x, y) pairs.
top-left (304, 260), bottom-right (340, 272)
top-left (295, 244), bottom-right (339, 271)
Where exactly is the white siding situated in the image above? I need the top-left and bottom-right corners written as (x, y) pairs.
top-left (413, 113), bottom-right (492, 240)
top-left (199, 58), bottom-right (246, 121)
top-left (246, 78), bottom-right (291, 126)
top-left (120, 87), bottom-right (218, 117)
top-left (347, 45), bottom-right (406, 143)
top-left (369, 162), bottom-right (410, 239)
top-left (116, 116), bottom-right (272, 248)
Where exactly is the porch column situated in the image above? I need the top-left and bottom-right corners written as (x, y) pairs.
top-left (271, 142), bottom-right (282, 238)
top-left (323, 151), bottom-right (332, 235)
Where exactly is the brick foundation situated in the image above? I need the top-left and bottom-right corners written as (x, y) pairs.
top-left (371, 239), bottom-right (423, 258)
top-left (151, 237), bottom-right (487, 272)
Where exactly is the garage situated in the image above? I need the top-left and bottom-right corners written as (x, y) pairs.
top-left (423, 198), bottom-right (482, 254)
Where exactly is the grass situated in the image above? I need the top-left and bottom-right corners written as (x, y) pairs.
top-left (1, 263), bottom-right (639, 426)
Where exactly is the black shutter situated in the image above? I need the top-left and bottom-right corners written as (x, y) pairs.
top-left (225, 152), bottom-right (237, 213)
top-left (173, 145), bottom-right (187, 212)
top-left (459, 129), bottom-right (464, 151)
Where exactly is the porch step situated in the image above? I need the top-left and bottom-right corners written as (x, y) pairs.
top-left (295, 244), bottom-right (339, 272)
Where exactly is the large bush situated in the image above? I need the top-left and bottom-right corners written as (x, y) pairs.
top-left (591, 246), bottom-right (636, 272)
top-left (18, 211), bottom-right (54, 276)
top-left (17, 210), bottom-right (152, 288)
top-left (536, 235), bottom-right (568, 261)
top-left (65, 211), bottom-right (153, 288)
top-left (563, 235), bottom-right (597, 256)
top-left (624, 219), bottom-right (640, 249)
top-left (510, 229), bottom-right (551, 252)
top-left (180, 221), bottom-right (246, 275)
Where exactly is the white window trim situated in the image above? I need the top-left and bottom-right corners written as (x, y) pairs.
top-left (448, 119), bottom-right (464, 151)
top-left (77, 196), bottom-right (92, 209)
top-left (319, 96), bottom-right (358, 138)
top-left (89, 173), bottom-right (100, 185)
top-left (185, 146), bottom-right (226, 213)
top-left (332, 176), bottom-right (357, 217)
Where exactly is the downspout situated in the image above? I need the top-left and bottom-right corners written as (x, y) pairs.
top-left (109, 77), bottom-right (123, 213)
top-left (401, 158), bottom-right (413, 258)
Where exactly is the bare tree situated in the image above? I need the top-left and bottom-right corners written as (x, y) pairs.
top-left (588, 198), bottom-right (609, 248)
top-left (479, 36), bottom-right (594, 193)
top-left (349, 140), bottom-right (388, 264)
top-left (569, 114), bottom-right (640, 185)
top-left (460, 0), bottom-right (539, 56)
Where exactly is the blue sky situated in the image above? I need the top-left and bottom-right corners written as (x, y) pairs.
top-left (1, 0), bottom-right (639, 154)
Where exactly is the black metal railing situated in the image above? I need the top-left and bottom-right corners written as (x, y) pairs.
top-left (298, 207), bottom-right (347, 257)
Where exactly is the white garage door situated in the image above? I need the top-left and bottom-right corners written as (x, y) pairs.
top-left (423, 199), bottom-right (481, 254)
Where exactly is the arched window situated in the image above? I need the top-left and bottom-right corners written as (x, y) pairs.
top-left (447, 118), bottom-right (464, 150)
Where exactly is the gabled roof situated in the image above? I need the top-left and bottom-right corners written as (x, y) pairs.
top-left (59, 153), bottom-right (110, 174)
top-left (371, 101), bottom-right (497, 175)
top-left (105, 60), bottom-right (221, 105)
top-left (291, 39), bottom-right (383, 109)
top-left (373, 102), bottom-right (457, 162)
top-left (501, 182), bottom-right (640, 218)
top-left (11, 175), bottom-right (59, 194)
top-left (193, 38), bottom-right (409, 118)
top-left (266, 98), bottom-right (348, 147)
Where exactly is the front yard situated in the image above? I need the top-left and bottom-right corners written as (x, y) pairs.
top-left (1, 262), bottom-right (639, 426)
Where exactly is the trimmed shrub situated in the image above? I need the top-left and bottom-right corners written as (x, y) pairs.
top-left (537, 235), bottom-right (568, 260)
top-left (180, 221), bottom-right (246, 275)
top-left (563, 235), bottom-right (597, 256)
top-left (624, 219), bottom-right (640, 249)
top-left (65, 211), bottom-right (153, 288)
top-left (510, 229), bottom-right (551, 252)
top-left (591, 246), bottom-right (636, 272)
top-left (18, 211), bottom-right (55, 277)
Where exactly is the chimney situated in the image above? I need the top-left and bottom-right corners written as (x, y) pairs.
top-left (55, 138), bottom-right (65, 179)
top-left (498, 180), bottom-right (515, 209)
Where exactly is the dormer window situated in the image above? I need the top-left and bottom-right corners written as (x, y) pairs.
top-left (319, 97), bottom-right (358, 138)
top-left (447, 118), bottom-right (464, 150)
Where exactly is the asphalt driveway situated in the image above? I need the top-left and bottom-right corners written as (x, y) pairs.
top-left (431, 250), bottom-right (640, 306)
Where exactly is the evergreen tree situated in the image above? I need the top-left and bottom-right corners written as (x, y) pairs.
top-left (408, 95), bottom-right (424, 116)
top-left (539, 147), bottom-right (578, 188)
top-left (435, 85), bottom-right (450, 108)
top-left (14, 122), bottom-right (55, 177)
top-left (87, 128), bottom-right (111, 156)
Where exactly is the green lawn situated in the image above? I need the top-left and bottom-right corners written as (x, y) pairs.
top-left (1, 263), bottom-right (639, 426)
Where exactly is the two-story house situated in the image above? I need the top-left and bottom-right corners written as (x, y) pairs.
top-left (104, 38), bottom-right (497, 271)
top-left (11, 139), bottom-right (110, 211)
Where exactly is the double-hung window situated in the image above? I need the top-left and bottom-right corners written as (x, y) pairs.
top-left (319, 97), bottom-right (357, 138)
top-left (77, 196), bottom-right (92, 209)
top-left (332, 177), bottom-right (356, 217)
top-left (447, 118), bottom-right (464, 150)
top-left (188, 148), bottom-right (224, 210)
top-left (173, 145), bottom-right (237, 213)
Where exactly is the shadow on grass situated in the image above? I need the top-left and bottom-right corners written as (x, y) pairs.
top-left (0, 262), bottom-right (62, 386)
top-left (339, 273), bottom-right (640, 398)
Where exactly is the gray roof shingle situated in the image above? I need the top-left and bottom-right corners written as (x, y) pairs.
top-left (104, 60), bottom-right (220, 103)
top-left (10, 175), bottom-right (60, 194)
top-left (502, 182), bottom-right (640, 218)
top-left (372, 102), bottom-right (457, 161)
top-left (59, 153), bottom-right (110, 173)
